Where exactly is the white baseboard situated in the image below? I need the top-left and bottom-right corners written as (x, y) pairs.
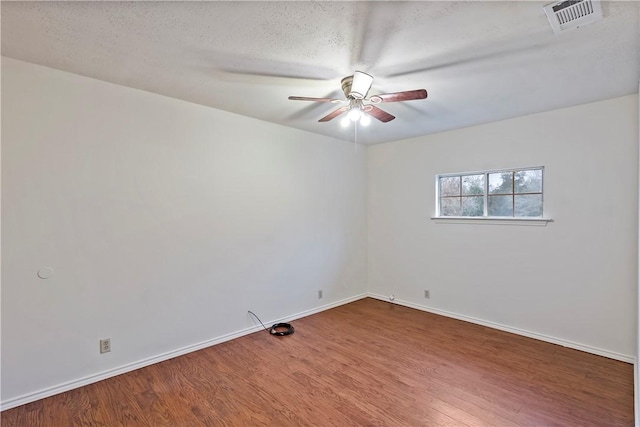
top-left (0, 293), bottom-right (367, 411)
top-left (367, 292), bottom-right (635, 364)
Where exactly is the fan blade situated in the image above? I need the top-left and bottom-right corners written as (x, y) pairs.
top-left (372, 89), bottom-right (427, 103)
top-left (350, 71), bottom-right (374, 99)
top-left (364, 105), bottom-right (395, 123)
top-left (319, 106), bottom-right (349, 122)
top-left (289, 96), bottom-right (344, 103)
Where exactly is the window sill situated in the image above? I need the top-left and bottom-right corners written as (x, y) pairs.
top-left (430, 216), bottom-right (553, 226)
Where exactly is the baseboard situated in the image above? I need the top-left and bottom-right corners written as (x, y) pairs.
top-left (367, 293), bottom-right (635, 364)
top-left (0, 293), bottom-right (367, 411)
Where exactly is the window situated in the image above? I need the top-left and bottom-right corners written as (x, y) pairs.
top-left (437, 167), bottom-right (543, 218)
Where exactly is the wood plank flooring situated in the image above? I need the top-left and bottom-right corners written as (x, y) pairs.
top-left (2, 298), bottom-right (634, 426)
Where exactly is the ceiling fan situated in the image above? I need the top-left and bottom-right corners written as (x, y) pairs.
top-left (288, 71), bottom-right (427, 126)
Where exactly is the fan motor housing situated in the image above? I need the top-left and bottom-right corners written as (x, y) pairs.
top-left (341, 76), bottom-right (354, 99)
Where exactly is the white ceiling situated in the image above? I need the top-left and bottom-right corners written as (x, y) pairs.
top-left (2, 1), bottom-right (638, 145)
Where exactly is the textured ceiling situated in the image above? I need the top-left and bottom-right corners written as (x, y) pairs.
top-left (2, 1), bottom-right (638, 145)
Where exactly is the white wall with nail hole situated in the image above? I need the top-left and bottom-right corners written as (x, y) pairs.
top-left (1, 57), bottom-right (367, 405)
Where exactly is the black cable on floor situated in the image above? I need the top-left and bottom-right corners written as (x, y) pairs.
top-left (248, 311), bottom-right (295, 337)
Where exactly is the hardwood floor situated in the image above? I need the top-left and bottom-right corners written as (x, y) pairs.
top-left (2, 298), bottom-right (634, 426)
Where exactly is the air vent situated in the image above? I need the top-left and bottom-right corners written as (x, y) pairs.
top-left (543, 0), bottom-right (602, 34)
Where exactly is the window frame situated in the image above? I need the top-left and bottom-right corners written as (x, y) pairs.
top-left (433, 166), bottom-right (552, 225)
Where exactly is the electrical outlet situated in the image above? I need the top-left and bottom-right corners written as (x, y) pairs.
top-left (318, 290), bottom-right (323, 299)
top-left (424, 290), bottom-right (430, 299)
top-left (100, 338), bottom-right (111, 354)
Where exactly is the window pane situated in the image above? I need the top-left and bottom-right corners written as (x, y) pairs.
top-left (440, 176), bottom-right (460, 197)
top-left (515, 169), bottom-right (543, 193)
top-left (462, 174), bottom-right (484, 196)
top-left (462, 196), bottom-right (484, 216)
top-left (489, 172), bottom-right (513, 195)
top-left (488, 195), bottom-right (513, 216)
top-left (515, 194), bottom-right (543, 217)
top-left (440, 197), bottom-right (461, 216)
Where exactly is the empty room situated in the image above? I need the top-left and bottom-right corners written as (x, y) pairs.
top-left (1, 1), bottom-right (639, 426)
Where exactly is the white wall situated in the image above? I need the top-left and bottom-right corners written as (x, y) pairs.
top-left (368, 95), bottom-right (638, 361)
top-left (636, 78), bottom-right (640, 425)
top-left (1, 58), bottom-right (367, 407)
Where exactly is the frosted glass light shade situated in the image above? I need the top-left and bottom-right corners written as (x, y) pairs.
top-left (348, 108), bottom-right (362, 121)
top-left (350, 71), bottom-right (374, 99)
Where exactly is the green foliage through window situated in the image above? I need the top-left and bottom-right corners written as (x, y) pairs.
top-left (437, 168), bottom-right (543, 218)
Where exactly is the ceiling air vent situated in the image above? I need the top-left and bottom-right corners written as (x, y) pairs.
top-left (543, 0), bottom-right (602, 34)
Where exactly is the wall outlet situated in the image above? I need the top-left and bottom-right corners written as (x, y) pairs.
top-left (424, 290), bottom-right (430, 299)
top-left (318, 290), bottom-right (323, 299)
top-left (100, 338), bottom-right (111, 354)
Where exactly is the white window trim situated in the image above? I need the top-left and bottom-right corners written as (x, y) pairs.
top-left (434, 166), bottom-right (552, 224)
top-left (430, 216), bottom-right (553, 226)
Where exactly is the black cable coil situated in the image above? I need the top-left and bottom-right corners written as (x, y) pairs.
top-left (269, 323), bottom-right (295, 336)
top-left (248, 311), bottom-right (295, 337)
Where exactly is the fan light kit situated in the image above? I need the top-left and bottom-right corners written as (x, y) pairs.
top-left (342, 106), bottom-right (371, 127)
top-left (289, 71), bottom-right (427, 126)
